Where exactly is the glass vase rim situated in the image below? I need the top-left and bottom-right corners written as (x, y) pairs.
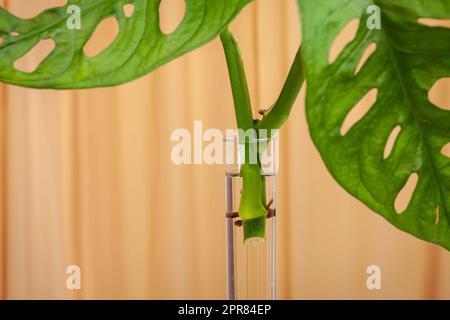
top-left (223, 131), bottom-right (279, 143)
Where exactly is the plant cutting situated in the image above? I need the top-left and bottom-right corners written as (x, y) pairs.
top-left (0, 0), bottom-right (449, 296)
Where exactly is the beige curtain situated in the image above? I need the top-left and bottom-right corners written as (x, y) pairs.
top-left (1, 0), bottom-right (450, 299)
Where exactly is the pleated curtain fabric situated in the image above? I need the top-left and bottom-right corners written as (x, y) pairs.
top-left (0, 0), bottom-right (449, 299)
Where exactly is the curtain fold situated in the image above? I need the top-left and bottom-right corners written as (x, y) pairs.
top-left (0, 0), bottom-right (449, 299)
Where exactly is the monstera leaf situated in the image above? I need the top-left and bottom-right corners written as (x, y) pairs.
top-left (0, 0), bottom-right (251, 88)
top-left (298, 0), bottom-right (450, 249)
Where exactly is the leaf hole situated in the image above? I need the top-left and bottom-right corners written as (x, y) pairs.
top-left (394, 172), bottom-right (419, 214)
top-left (83, 16), bottom-right (119, 58)
top-left (0, 37), bottom-right (4, 45)
top-left (7, 0), bottom-right (66, 19)
top-left (123, 3), bottom-right (135, 18)
top-left (384, 125), bottom-right (401, 159)
top-left (10, 32), bottom-right (20, 37)
top-left (354, 42), bottom-right (377, 75)
top-left (340, 88), bottom-right (378, 136)
top-left (441, 142), bottom-right (450, 158)
top-left (328, 18), bottom-right (360, 64)
top-left (159, 0), bottom-right (186, 35)
top-left (429, 78), bottom-right (450, 110)
top-left (14, 39), bottom-right (55, 73)
top-left (418, 18), bottom-right (450, 28)
top-left (435, 207), bottom-right (440, 225)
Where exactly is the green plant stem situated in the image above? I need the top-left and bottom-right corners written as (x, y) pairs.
top-left (239, 164), bottom-right (267, 220)
top-left (243, 169), bottom-right (267, 241)
top-left (256, 46), bottom-right (305, 132)
top-left (220, 29), bottom-right (266, 241)
top-left (220, 30), bottom-right (305, 243)
top-left (220, 29), bottom-right (254, 131)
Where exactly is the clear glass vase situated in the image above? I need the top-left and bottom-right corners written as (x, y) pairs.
top-left (224, 132), bottom-right (278, 300)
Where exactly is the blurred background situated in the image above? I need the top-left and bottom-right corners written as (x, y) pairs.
top-left (1, 0), bottom-right (450, 299)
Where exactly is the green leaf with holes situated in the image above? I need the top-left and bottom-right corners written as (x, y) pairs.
top-left (0, 0), bottom-right (251, 88)
top-left (298, 0), bottom-right (450, 249)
